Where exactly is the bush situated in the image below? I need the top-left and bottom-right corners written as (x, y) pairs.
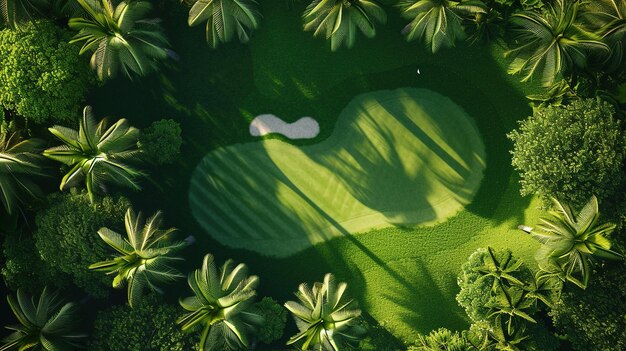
top-left (0, 21), bottom-right (93, 124)
top-left (408, 328), bottom-right (476, 351)
top-left (252, 297), bottom-right (287, 345)
top-left (508, 98), bottom-right (626, 208)
top-left (456, 247), bottom-right (532, 323)
top-left (1, 231), bottom-right (64, 294)
top-left (550, 262), bottom-right (626, 351)
top-left (89, 294), bottom-right (196, 351)
top-left (33, 189), bottom-right (129, 297)
top-left (138, 119), bottom-right (182, 165)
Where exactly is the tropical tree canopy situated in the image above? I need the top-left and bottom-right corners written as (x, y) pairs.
top-left (69, 0), bottom-right (170, 80)
top-left (177, 254), bottom-right (263, 351)
top-left (506, 0), bottom-right (609, 86)
top-left (0, 132), bottom-right (47, 216)
top-left (0, 0), bottom-right (43, 28)
top-left (580, 0), bottom-right (626, 71)
top-left (398, 0), bottom-right (486, 53)
top-left (90, 208), bottom-right (186, 308)
top-left (285, 273), bottom-right (366, 351)
top-left (185, 0), bottom-right (261, 48)
top-left (0, 287), bottom-right (86, 351)
top-left (43, 106), bottom-right (144, 203)
top-left (519, 196), bottom-right (624, 289)
top-left (302, 0), bottom-right (387, 51)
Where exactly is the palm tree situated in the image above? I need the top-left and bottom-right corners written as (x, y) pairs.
top-left (486, 286), bottom-right (536, 336)
top-left (518, 195), bottom-right (624, 289)
top-left (185, 0), bottom-right (262, 48)
top-left (472, 247), bottom-right (525, 292)
top-left (397, 0), bottom-right (486, 53)
top-left (506, 0), bottom-right (610, 87)
top-left (302, 0), bottom-right (387, 51)
top-left (580, 0), bottom-right (626, 72)
top-left (89, 208), bottom-right (186, 308)
top-left (177, 254), bottom-right (263, 351)
top-left (285, 273), bottom-right (366, 351)
top-left (0, 132), bottom-right (47, 216)
top-left (0, 287), bottom-right (86, 351)
top-left (0, 0), bottom-right (44, 28)
top-left (43, 106), bottom-right (144, 203)
top-left (68, 0), bottom-right (170, 80)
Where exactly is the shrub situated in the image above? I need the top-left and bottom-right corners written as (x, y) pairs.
top-left (89, 294), bottom-right (196, 351)
top-left (456, 247), bottom-right (532, 323)
top-left (33, 189), bottom-right (130, 297)
top-left (138, 119), bottom-right (182, 165)
top-left (1, 231), bottom-right (64, 294)
top-left (508, 98), bottom-right (626, 209)
top-left (253, 297), bottom-right (287, 345)
top-left (549, 262), bottom-right (626, 351)
top-left (0, 21), bottom-right (93, 124)
top-left (408, 328), bottom-right (476, 351)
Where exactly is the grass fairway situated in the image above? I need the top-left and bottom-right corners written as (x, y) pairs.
top-left (90, 1), bottom-right (545, 346)
top-left (190, 88), bottom-right (486, 257)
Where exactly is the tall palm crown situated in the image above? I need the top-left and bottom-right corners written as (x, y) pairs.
top-left (186, 0), bottom-right (261, 48)
top-left (0, 287), bottom-right (86, 351)
top-left (506, 0), bottom-right (609, 86)
top-left (0, 0), bottom-right (43, 28)
top-left (68, 0), bottom-right (170, 80)
top-left (285, 273), bottom-right (366, 351)
top-left (43, 106), bottom-right (144, 203)
top-left (398, 0), bottom-right (486, 53)
top-left (177, 254), bottom-right (263, 351)
top-left (303, 0), bottom-right (387, 51)
top-left (0, 132), bottom-right (47, 216)
top-left (580, 0), bottom-right (626, 71)
top-left (89, 208), bottom-right (186, 308)
top-left (519, 195), bottom-right (624, 289)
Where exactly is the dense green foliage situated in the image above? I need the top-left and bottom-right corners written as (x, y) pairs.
top-left (33, 190), bottom-right (130, 297)
top-left (89, 294), bottom-right (196, 351)
top-left (508, 98), bottom-right (626, 208)
top-left (285, 273), bottom-right (366, 351)
top-left (409, 328), bottom-right (476, 351)
top-left (398, 0), bottom-right (486, 53)
top-left (0, 287), bottom-right (86, 351)
top-left (506, 0), bottom-right (608, 86)
top-left (0, 132), bottom-right (47, 216)
top-left (90, 208), bottom-right (186, 307)
top-left (185, 0), bottom-right (261, 48)
top-left (69, 0), bottom-right (170, 80)
top-left (521, 196), bottom-right (623, 289)
top-left (302, 0), bottom-right (386, 51)
top-left (1, 232), bottom-right (61, 295)
top-left (44, 106), bottom-right (144, 202)
top-left (138, 119), bottom-right (182, 165)
top-left (0, 21), bottom-right (92, 124)
top-left (550, 262), bottom-right (626, 351)
top-left (252, 297), bottom-right (287, 345)
top-left (177, 254), bottom-right (263, 351)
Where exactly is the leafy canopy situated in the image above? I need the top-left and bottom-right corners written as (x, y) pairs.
top-left (303, 0), bottom-right (387, 51)
top-left (285, 273), bottom-right (366, 351)
top-left (43, 106), bottom-right (144, 203)
top-left (0, 287), bottom-right (86, 351)
top-left (69, 0), bottom-right (170, 80)
top-left (185, 0), bottom-right (261, 48)
top-left (90, 208), bottom-right (186, 308)
top-left (177, 254), bottom-right (263, 351)
top-left (0, 21), bottom-right (92, 124)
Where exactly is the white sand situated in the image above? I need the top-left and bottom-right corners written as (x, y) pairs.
top-left (249, 114), bottom-right (319, 139)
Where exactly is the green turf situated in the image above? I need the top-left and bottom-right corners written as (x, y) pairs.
top-left (89, 1), bottom-right (545, 346)
top-left (189, 88), bottom-right (486, 257)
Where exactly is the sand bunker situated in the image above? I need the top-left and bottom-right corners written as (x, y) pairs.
top-left (249, 114), bottom-right (319, 139)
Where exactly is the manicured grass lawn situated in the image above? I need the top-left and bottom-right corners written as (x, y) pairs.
top-left (90, 1), bottom-right (545, 346)
top-left (189, 88), bottom-right (486, 257)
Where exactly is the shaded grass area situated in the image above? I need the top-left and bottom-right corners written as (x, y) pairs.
top-left (88, 0), bottom-right (544, 346)
top-left (189, 88), bottom-right (486, 257)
